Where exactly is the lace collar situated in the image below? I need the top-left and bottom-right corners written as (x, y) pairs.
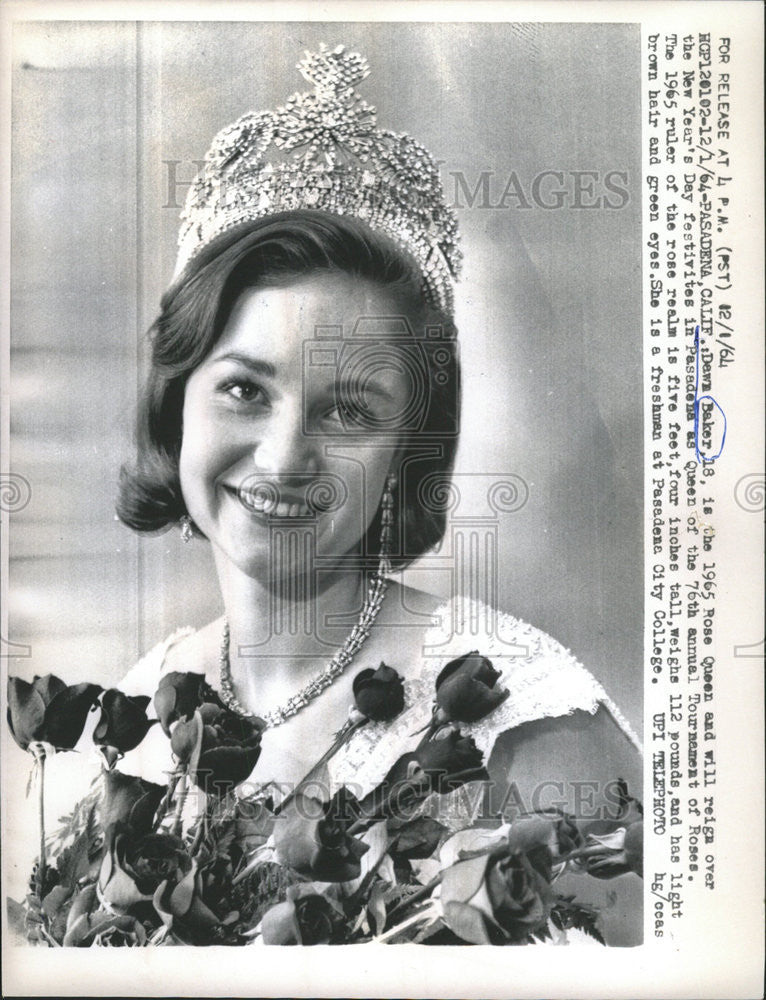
top-left (130, 594), bottom-right (641, 798)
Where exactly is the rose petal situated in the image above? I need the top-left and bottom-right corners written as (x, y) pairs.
top-left (153, 687), bottom-right (179, 737)
top-left (99, 855), bottom-right (152, 910)
top-left (154, 671), bottom-right (208, 735)
top-left (506, 816), bottom-right (560, 854)
top-left (102, 769), bottom-right (165, 835)
top-left (261, 899), bottom-right (302, 945)
top-left (442, 900), bottom-right (494, 945)
top-left (33, 674), bottom-right (67, 706)
top-left (170, 714), bottom-right (202, 763)
top-left (194, 745), bottom-right (261, 793)
top-left (624, 821), bottom-right (643, 875)
top-left (152, 880), bottom-right (175, 927)
top-left (94, 689), bottom-right (156, 754)
top-left (440, 852), bottom-right (492, 906)
top-left (42, 683), bottom-right (102, 750)
top-left (7, 678), bottom-right (46, 749)
top-left (62, 912), bottom-right (94, 947)
top-left (168, 867), bottom-right (197, 916)
top-left (435, 651), bottom-right (481, 690)
top-left (65, 883), bottom-right (98, 932)
top-left (439, 826), bottom-right (508, 869)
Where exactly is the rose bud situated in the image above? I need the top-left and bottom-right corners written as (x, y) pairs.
top-left (379, 729), bottom-right (485, 789)
top-left (261, 886), bottom-right (342, 945)
top-left (153, 671), bottom-right (212, 736)
top-left (575, 777), bottom-right (643, 841)
top-left (358, 729), bottom-right (486, 822)
top-left (63, 884), bottom-right (148, 947)
top-left (7, 674), bottom-right (102, 752)
top-left (434, 651), bottom-right (509, 724)
top-left (416, 727), bottom-right (486, 792)
top-left (388, 816), bottom-right (447, 860)
top-left (357, 751), bottom-right (427, 819)
top-left (273, 793), bottom-right (369, 882)
top-left (567, 778), bottom-right (643, 878)
top-left (574, 820), bottom-right (643, 879)
top-left (506, 812), bottom-right (582, 861)
top-left (440, 845), bottom-right (554, 945)
top-left (170, 703), bottom-right (263, 796)
top-left (93, 689), bottom-right (157, 767)
top-left (101, 768), bottom-right (167, 836)
top-left (352, 662), bottom-right (405, 722)
top-left (98, 829), bottom-right (191, 911)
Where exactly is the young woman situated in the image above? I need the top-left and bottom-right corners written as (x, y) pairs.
top-left (117, 212), bottom-right (641, 800)
top-left (114, 43), bottom-right (642, 942)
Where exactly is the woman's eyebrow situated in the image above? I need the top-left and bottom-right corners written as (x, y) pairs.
top-left (213, 351), bottom-right (396, 401)
top-left (213, 352), bottom-right (277, 378)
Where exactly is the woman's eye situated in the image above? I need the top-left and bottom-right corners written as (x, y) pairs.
top-left (222, 380), bottom-right (266, 404)
top-left (324, 399), bottom-right (367, 428)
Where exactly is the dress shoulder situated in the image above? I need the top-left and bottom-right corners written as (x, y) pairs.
top-left (117, 628), bottom-right (196, 784)
top-left (327, 594), bottom-right (642, 795)
top-left (119, 627), bottom-right (196, 697)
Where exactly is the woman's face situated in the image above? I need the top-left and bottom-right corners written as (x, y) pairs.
top-left (179, 271), bottom-right (417, 582)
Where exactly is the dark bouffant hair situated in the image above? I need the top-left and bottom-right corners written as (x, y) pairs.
top-left (116, 210), bottom-right (460, 569)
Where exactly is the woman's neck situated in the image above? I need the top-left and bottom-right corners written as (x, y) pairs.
top-left (212, 549), bottom-right (370, 699)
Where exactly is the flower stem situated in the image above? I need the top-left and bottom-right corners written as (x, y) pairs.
top-left (38, 924), bottom-right (61, 948)
top-left (190, 800), bottom-right (211, 856)
top-left (275, 716), bottom-right (367, 815)
top-left (149, 924), bottom-right (170, 945)
top-left (375, 901), bottom-right (440, 943)
top-left (171, 769), bottom-right (189, 837)
top-left (413, 720), bottom-right (439, 749)
top-left (346, 778), bottom-right (426, 835)
top-left (231, 844), bottom-right (271, 887)
top-left (155, 767), bottom-right (182, 829)
top-left (347, 841), bottom-right (394, 907)
top-left (190, 819), bottom-right (204, 856)
top-left (386, 873), bottom-right (442, 921)
top-left (37, 752), bottom-right (47, 889)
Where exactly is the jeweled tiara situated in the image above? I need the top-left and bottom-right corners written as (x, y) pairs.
top-left (175, 43), bottom-right (462, 314)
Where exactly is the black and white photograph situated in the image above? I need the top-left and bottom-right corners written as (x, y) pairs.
top-left (1, 4), bottom-right (762, 998)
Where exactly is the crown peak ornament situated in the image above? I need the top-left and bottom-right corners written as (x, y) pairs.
top-left (297, 43), bottom-right (370, 93)
top-left (175, 43), bottom-right (461, 314)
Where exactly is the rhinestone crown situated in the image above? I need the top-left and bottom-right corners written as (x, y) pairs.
top-left (175, 44), bottom-right (462, 314)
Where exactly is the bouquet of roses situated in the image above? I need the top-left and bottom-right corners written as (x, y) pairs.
top-left (6, 652), bottom-right (642, 947)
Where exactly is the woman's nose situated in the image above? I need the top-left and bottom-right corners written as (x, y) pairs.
top-left (252, 405), bottom-right (317, 477)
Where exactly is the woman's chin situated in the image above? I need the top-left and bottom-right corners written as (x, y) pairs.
top-left (204, 490), bottom-right (374, 583)
top-left (212, 523), bottom-right (330, 585)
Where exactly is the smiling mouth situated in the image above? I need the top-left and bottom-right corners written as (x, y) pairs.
top-left (226, 484), bottom-right (312, 519)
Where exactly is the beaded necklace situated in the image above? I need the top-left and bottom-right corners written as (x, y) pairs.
top-left (218, 474), bottom-right (396, 727)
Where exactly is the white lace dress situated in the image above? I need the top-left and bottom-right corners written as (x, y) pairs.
top-left (119, 595), bottom-right (642, 794)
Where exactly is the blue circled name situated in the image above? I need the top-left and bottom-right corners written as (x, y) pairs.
top-left (693, 324), bottom-right (727, 463)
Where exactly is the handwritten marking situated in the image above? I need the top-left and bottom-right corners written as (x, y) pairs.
top-left (693, 325), bottom-right (727, 463)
